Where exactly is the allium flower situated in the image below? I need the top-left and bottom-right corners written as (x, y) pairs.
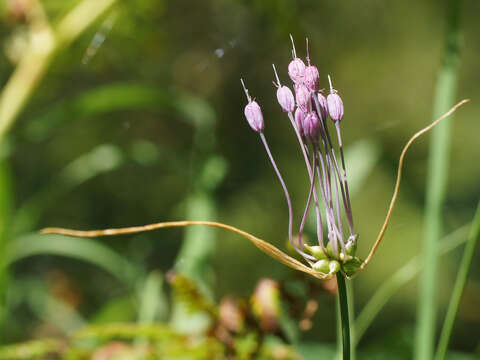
top-left (244, 100), bottom-right (264, 132)
top-left (41, 36), bottom-right (469, 285)
top-left (295, 84), bottom-right (311, 112)
top-left (287, 34), bottom-right (306, 84)
top-left (294, 108), bottom-right (306, 136)
top-left (304, 65), bottom-right (320, 91)
top-left (317, 92), bottom-right (328, 120)
top-left (302, 111), bottom-right (319, 140)
top-left (276, 86), bottom-right (295, 113)
top-left (327, 76), bottom-right (344, 122)
top-left (288, 58), bottom-right (306, 84)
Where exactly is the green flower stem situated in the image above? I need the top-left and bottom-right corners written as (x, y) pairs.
top-left (415, 0), bottom-right (462, 358)
top-left (435, 202), bottom-right (480, 360)
top-left (346, 280), bottom-right (356, 360)
top-left (337, 274), bottom-right (351, 360)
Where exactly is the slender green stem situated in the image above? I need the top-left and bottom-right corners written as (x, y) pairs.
top-left (337, 274), bottom-right (351, 360)
top-left (346, 280), bottom-right (356, 360)
top-left (415, 0), bottom-right (462, 359)
top-left (435, 202), bottom-right (480, 360)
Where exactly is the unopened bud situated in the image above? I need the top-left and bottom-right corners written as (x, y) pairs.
top-left (327, 91), bottom-right (344, 122)
top-left (302, 111), bottom-right (319, 140)
top-left (304, 244), bottom-right (328, 260)
top-left (312, 259), bottom-right (330, 273)
top-left (244, 101), bottom-right (264, 132)
top-left (294, 108), bottom-right (306, 136)
top-left (326, 76), bottom-right (344, 122)
top-left (304, 65), bottom-right (319, 91)
top-left (328, 260), bottom-right (340, 274)
top-left (288, 58), bottom-right (306, 84)
top-left (276, 86), bottom-right (295, 113)
top-left (345, 235), bottom-right (357, 256)
top-left (317, 92), bottom-right (328, 120)
top-left (295, 84), bottom-right (311, 111)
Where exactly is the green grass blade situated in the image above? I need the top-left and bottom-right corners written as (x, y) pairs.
top-left (355, 224), bottom-right (469, 345)
top-left (435, 202), bottom-right (480, 360)
top-left (6, 234), bottom-right (140, 286)
top-left (415, 1), bottom-right (462, 359)
top-left (0, 160), bottom-right (13, 337)
top-left (12, 144), bottom-right (125, 235)
top-left (137, 270), bottom-right (167, 324)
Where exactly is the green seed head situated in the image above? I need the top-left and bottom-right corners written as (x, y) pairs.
top-left (304, 244), bottom-right (328, 260)
top-left (312, 259), bottom-right (330, 273)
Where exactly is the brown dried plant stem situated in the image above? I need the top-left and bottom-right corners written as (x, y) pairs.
top-left (42, 221), bottom-right (330, 280)
top-left (357, 99), bottom-right (469, 273)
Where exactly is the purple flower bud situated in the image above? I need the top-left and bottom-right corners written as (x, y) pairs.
top-left (294, 108), bottom-right (306, 136)
top-left (317, 92), bottom-right (328, 120)
top-left (304, 65), bottom-right (319, 91)
top-left (327, 91), bottom-right (344, 122)
top-left (288, 58), bottom-right (306, 84)
top-left (244, 100), bottom-right (264, 132)
top-left (295, 84), bottom-right (311, 112)
top-left (276, 86), bottom-right (295, 113)
top-left (302, 111), bottom-right (319, 140)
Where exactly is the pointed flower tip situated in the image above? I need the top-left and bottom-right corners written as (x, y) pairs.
top-left (244, 100), bottom-right (264, 132)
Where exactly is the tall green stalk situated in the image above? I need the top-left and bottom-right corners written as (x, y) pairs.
top-left (414, 1), bottom-right (462, 359)
top-left (435, 202), bottom-right (480, 360)
top-left (337, 274), bottom-right (351, 360)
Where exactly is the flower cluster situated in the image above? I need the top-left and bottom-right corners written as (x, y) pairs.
top-left (242, 36), bottom-right (359, 277)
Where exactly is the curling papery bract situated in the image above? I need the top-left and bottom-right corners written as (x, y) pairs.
top-left (41, 220), bottom-right (333, 280)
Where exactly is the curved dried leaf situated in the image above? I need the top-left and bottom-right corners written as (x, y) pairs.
top-left (41, 221), bottom-right (330, 280)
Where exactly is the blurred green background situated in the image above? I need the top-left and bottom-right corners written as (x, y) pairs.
top-left (0, 0), bottom-right (479, 357)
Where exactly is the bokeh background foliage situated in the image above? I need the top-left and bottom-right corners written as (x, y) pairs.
top-left (0, 0), bottom-right (479, 358)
